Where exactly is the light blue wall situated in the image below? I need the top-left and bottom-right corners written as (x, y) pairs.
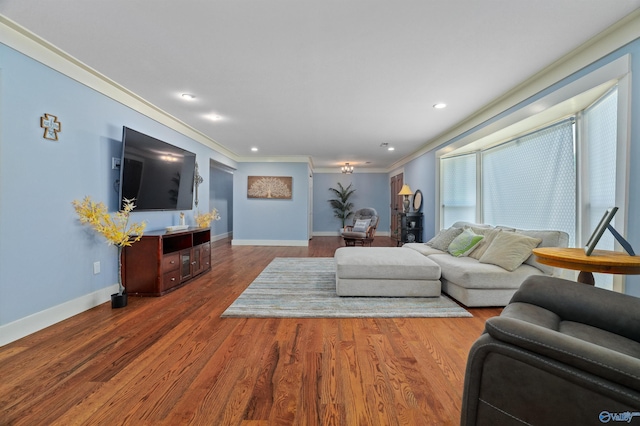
top-left (313, 173), bottom-right (390, 233)
top-left (402, 154), bottom-right (437, 241)
top-left (0, 43), bottom-right (234, 326)
top-left (401, 37), bottom-right (640, 296)
top-left (233, 162), bottom-right (310, 242)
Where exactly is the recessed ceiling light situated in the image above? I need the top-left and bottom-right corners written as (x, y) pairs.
top-left (207, 114), bottom-right (222, 121)
top-left (181, 93), bottom-right (196, 100)
top-left (433, 103), bottom-right (447, 109)
top-left (251, 147), bottom-right (258, 152)
top-left (381, 142), bottom-right (395, 151)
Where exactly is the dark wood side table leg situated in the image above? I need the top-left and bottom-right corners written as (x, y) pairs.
top-left (577, 271), bottom-right (595, 285)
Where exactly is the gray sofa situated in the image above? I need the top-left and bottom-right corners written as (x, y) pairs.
top-left (461, 275), bottom-right (640, 425)
top-left (404, 222), bottom-right (569, 307)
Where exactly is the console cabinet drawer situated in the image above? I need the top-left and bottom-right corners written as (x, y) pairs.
top-left (162, 252), bottom-right (180, 272)
top-left (162, 269), bottom-right (181, 292)
top-left (201, 243), bottom-right (211, 269)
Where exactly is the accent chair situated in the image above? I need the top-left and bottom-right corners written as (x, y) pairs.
top-left (342, 208), bottom-right (379, 246)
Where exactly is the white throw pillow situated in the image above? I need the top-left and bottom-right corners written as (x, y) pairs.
top-left (352, 219), bottom-right (371, 233)
top-left (468, 227), bottom-right (502, 260)
top-left (517, 229), bottom-right (569, 274)
top-left (478, 232), bottom-right (542, 271)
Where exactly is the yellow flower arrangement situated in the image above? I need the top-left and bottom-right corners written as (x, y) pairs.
top-left (72, 196), bottom-right (146, 247)
top-left (194, 208), bottom-right (221, 228)
top-left (72, 196), bottom-right (146, 296)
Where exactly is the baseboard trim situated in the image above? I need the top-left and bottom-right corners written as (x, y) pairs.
top-left (211, 232), bottom-right (231, 242)
top-left (231, 239), bottom-right (309, 247)
top-left (0, 284), bottom-right (118, 347)
top-left (313, 231), bottom-right (391, 237)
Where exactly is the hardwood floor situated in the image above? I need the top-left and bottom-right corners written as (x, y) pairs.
top-left (0, 237), bottom-right (501, 425)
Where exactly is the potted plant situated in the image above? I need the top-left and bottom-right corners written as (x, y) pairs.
top-left (328, 182), bottom-right (356, 231)
top-left (72, 196), bottom-right (146, 308)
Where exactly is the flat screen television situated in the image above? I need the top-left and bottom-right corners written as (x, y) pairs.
top-left (119, 127), bottom-right (196, 211)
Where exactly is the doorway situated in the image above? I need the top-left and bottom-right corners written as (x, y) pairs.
top-left (209, 160), bottom-right (234, 240)
top-left (390, 173), bottom-right (403, 243)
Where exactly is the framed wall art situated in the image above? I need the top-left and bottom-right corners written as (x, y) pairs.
top-left (247, 176), bottom-right (292, 199)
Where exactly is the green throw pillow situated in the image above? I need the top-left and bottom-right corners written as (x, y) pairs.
top-left (448, 228), bottom-right (484, 257)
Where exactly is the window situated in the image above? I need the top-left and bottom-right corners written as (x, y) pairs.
top-left (482, 119), bottom-right (576, 246)
top-left (439, 87), bottom-right (624, 289)
top-left (441, 154), bottom-right (476, 226)
top-left (582, 88), bottom-right (618, 289)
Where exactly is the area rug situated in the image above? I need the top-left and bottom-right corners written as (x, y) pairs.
top-left (221, 257), bottom-right (472, 318)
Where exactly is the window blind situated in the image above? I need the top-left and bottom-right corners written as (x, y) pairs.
top-left (583, 88), bottom-right (618, 289)
top-left (482, 119), bottom-right (576, 245)
top-left (441, 154), bottom-right (476, 228)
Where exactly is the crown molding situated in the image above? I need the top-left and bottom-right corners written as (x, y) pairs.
top-left (312, 167), bottom-right (389, 174)
top-left (3, 9), bottom-right (639, 175)
top-left (236, 155), bottom-right (313, 165)
top-left (386, 9), bottom-right (640, 173)
top-left (0, 15), bottom-right (239, 161)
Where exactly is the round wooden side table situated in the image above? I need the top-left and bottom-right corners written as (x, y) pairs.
top-left (532, 247), bottom-right (640, 285)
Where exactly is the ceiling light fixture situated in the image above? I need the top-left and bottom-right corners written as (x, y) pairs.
top-left (181, 93), bottom-right (196, 100)
top-left (433, 103), bottom-right (447, 109)
top-left (381, 142), bottom-right (395, 151)
top-left (341, 163), bottom-right (354, 174)
top-left (251, 147), bottom-right (258, 152)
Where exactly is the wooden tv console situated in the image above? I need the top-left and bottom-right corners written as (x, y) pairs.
top-left (123, 227), bottom-right (211, 296)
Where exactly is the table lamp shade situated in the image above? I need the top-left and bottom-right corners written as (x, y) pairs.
top-left (398, 184), bottom-right (413, 196)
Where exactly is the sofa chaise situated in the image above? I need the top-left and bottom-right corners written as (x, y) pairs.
top-left (403, 222), bottom-right (569, 307)
top-left (334, 246), bottom-right (441, 297)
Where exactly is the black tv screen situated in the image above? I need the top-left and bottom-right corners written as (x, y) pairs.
top-left (119, 127), bottom-right (196, 211)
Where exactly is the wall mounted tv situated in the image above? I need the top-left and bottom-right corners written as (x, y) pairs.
top-left (119, 127), bottom-right (196, 211)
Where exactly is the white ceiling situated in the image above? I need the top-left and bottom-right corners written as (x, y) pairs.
top-left (2, 1), bottom-right (640, 171)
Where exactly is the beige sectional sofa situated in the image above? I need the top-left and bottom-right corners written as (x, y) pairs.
top-left (404, 222), bottom-right (569, 307)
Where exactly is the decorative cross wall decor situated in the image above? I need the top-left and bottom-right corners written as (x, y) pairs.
top-left (40, 113), bottom-right (61, 141)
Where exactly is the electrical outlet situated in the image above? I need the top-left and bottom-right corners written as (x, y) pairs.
top-left (93, 261), bottom-right (101, 275)
top-left (112, 157), bottom-right (121, 170)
